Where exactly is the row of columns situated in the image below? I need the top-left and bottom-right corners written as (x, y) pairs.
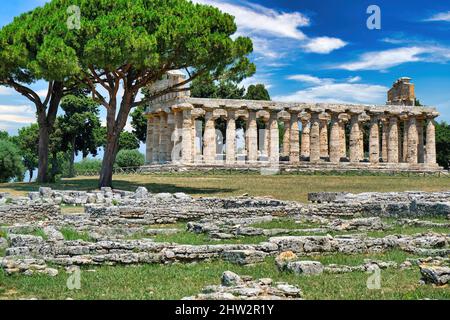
top-left (146, 107), bottom-right (438, 167)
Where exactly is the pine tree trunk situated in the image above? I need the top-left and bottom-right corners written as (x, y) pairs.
top-left (37, 123), bottom-right (50, 183)
top-left (69, 138), bottom-right (76, 178)
top-left (98, 91), bottom-right (135, 188)
top-left (36, 81), bottom-right (64, 184)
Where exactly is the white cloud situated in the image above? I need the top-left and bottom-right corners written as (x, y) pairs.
top-left (0, 87), bottom-right (15, 95)
top-left (335, 45), bottom-right (450, 71)
top-left (424, 11), bottom-right (450, 22)
top-left (347, 76), bottom-right (362, 83)
top-left (0, 104), bottom-right (36, 132)
top-left (275, 83), bottom-right (388, 104)
top-left (193, 0), bottom-right (309, 40)
top-left (240, 73), bottom-right (273, 90)
top-left (193, 0), bottom-right (347, 57)
top-left (275, 75), bottom-right (388, 104)
top-left (251, 37), bottom-right (285, 59)
top-left (287, 74), bottom-right (332, 85)
top-left (302, 37), bottom-right (347, 54)
top-left (335, 47), bottom-right (426, 71)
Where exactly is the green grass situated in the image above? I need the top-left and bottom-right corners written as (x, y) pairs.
top-left (60, 228), bottom-right (94, 242)
top-left (0, 252), bottom-right (448, 300)
top-left (251, 219), bottom-right (322, 230)
top-left (29, 228), bottom-right (48, 241)
top-left (1, 174), bottom-right (449, 202)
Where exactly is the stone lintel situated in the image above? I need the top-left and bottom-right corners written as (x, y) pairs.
top-left (145, 97), bottom-right (439, 119)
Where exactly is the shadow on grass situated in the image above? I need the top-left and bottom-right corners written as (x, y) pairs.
top-left (0, 177), bottom-right (236, 196)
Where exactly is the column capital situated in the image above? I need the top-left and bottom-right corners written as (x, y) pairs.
top-left (173, 103), bottom-right (194, 111)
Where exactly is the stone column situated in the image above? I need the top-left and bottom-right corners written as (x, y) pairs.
top-left (319, 117), bottom-right (329, 158)
top-left (264, 124), bottom-right (270, 158)
top-left (289, 112), bottom-right (300, 164)
top-left (172, 110), bottom-right (183, 162)
top-left (268, 112), bottom-right (280, 164)
top-left (300, 115), bottom-right (311, 159)
top-left (402, 119), bottom-right (408, 163)
top-left (152, 114), bottom-right (161, 163)
top-left (246, 111), bottom-right (258, 163)
top-left (407, 116), bottom-right (418, 164)
top-left (425, 118), bottom-right (437, 165)
top-left (166, 113), bottom-right (175, 162)
top-left (369, 116), bottom-right (380, 163)
top-left (159, 113), bottom-right (169, 163)
top-left (203, 110), bottom-right (216, 164)
top-left (181, 109), bottom-right (193, 164)
top-left (359, 125), bottom-right (365, 160)
top-left (417, 119), bottom-right (425, 163)
top-left (145, 117), bottom-right (154, 164)
top-left (339, 116), bottom-right (347, 158)
top-left (381, 119), bottom-right (389, 162)
top-left (349, 114), bottom-right (360, 163)
top-left (387, 116), bottom-right (399, 163)
top-left (310, 113), bottom-right (321, 163)
top-left (329, 113), bottom-right (341, 163)
top-left (282, 118), bottom-right (291, 158)
top-left (226, 110), bottom-right (236, 164)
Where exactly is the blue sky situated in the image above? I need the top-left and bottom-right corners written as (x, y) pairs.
top-left (1, 0), bottom-right (450, 138)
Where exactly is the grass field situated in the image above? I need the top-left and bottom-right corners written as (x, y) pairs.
top-left (1, 173), bottom-right (449, 202)
top-left (0, 251), bottom-right (449, 300)
top-left (0, 173), bottom-right (449, 300)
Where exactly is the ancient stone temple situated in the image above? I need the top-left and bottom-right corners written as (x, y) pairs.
top-left (144, 73), bottom-right (441, 172)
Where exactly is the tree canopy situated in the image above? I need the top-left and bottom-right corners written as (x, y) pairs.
top-left (25, 0), bottom-right (255, 187)
top-left (436, 121), bottom-right (450, 169)
top-left (0, 5), bottom-right (81, 183)
top-left (0, 140), bottom-right (25, 183)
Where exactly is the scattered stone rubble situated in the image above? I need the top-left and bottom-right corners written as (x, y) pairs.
top-left (0, 187), bottom-right (448, 289)
top-left (1, 256), bottom-right (58, 277)
top-left (183, 271), bottom-right (302, 300)
top-left (420, 265), bottom-right (450, 286)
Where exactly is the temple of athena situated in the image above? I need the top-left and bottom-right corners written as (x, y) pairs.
top-left (144, 73), bottom-right (442, 172)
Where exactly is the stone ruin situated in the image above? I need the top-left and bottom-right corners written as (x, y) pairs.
top-left (142, 74), bottom-right (442, 174)
top-left (0, 187), bottom-right (449, 299)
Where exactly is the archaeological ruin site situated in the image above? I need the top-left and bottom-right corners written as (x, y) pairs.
top-left (0, 75), bottom-right (449, 301)
top-left (0, 185), bottom-right (449, 300)
top-left (144, 75), bottom-right (442, 173)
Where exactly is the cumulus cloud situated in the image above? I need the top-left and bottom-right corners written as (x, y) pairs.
top-left (424, 11), bottom-right (450, 22)
top-left (335, 47), bottom-right (427, 71)
top-left (240, 72), bottom-right (273, 89)
top-left (302, 37), bottom-right (347, 54)
top-left (193, 0), bottom-right (309, 40)
top-left (287, 74), bottom-right (333, 85)
top-left (277, 75), bottom-right (387, 104)
top-left (0, 104), bottom-right (36, 132)
top-left (335, 45), bottom-right (450, 71)
top-left (274, 83), bottom-right (388, 104)
top-left (347, 76), bottom-right (362, 83)
top-left (193, 0), bottom-right (347, 57)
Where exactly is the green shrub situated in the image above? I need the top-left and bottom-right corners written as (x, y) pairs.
top-left (115, 149), bottom-right (145, 168)
top-left (0, 140), bottom-right (25, 182)
top-left (74, 158), bottom-right (103, 174)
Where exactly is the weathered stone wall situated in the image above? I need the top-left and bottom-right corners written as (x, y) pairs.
top-left (0, 204), bottom-right (60, 224)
